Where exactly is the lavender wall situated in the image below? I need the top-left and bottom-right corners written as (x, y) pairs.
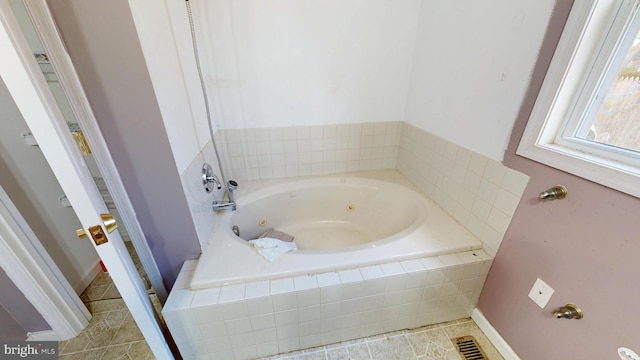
top-left (0, 268), bottom-right (50, 339)
top-left (479, 1), bottom-right (640, 358)
top-left (47, 0), bottom-right (201, 289)
top-left (0, 302), bottom-right (25, 341)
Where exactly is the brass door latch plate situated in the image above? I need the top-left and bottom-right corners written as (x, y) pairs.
top-left (88, 225), bottom-right (108, 245)
top-left (76, 213), bottom-right (117, 246)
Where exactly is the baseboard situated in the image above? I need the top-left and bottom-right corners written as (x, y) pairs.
top-left (471, 308), bottom-right (521, 360)
top-left (25, 330), bottom-right (59, 341)
top-left (72, 263), bottom-right (102, 295)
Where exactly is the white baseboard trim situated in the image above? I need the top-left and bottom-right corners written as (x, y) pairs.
top-left (472, 308), bottom-right (521, 360)
top-left (26, 330), bottom-right (60, 341)
top-left (73, 263), bottom-right (102, 295)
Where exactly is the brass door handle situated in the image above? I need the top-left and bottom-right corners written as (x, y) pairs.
top-left (76, 213), bottom-right (118, 245)
top-left (100, 213), bottom-right (117, 233)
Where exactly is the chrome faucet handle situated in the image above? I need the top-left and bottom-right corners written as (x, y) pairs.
top-left (226, 180), bottom-right (238, 205)
top-left (227, 180), bottom-right (238, 192)
top-left (202, 163), bottom-right (222, 193)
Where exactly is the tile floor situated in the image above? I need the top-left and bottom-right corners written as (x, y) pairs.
top-left (58, 297), bottom-right (155, 360)
top-left (59, 280), bottom-right (160, 360)
top-left (260, 318), bottom-right (503, 360)
top-left (58, 242), bottom-right (158, 359)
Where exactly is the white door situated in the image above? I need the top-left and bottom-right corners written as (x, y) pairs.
top-left (0, 2), bottom-right (173, 359)
top-left (17, 0), bottom-right (168, 304)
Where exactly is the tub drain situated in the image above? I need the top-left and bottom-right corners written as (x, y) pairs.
top-left (258, 219), bottom-right (267, 227)
top-left (346, 204), bottom-right (355, 212)
top-left (453, 336), bottom-right (487, 360)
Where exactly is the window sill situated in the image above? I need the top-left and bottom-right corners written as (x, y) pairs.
top-left (517, 140), bottom-right (640, 198)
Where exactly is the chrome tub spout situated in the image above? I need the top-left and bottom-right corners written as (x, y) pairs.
top-left (212, 180), bottom-right (238, 212)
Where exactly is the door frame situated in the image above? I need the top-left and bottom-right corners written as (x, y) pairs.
top-left (0, 2), bottom-right (173, 357)
top-left (0, 184), bottom-right (90, 340)
top-left (21, 0), bottom-right (168, 303)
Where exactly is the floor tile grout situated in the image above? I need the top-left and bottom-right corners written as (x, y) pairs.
top-left (269, 317), bottom-right (503, 360)
top-left (58, 242), bottom-right (156, 360)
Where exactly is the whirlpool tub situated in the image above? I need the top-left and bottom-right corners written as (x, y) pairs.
top-left (189, 170), bottom-right (482, 289)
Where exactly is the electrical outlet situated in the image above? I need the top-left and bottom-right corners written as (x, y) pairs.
top-left (528, 278), bottom-right (554, 309)
top-left (619, 347), bottom-right (640, 360)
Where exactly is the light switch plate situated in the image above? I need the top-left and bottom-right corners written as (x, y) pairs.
top-left (528, 278), bottom-right (554, 309)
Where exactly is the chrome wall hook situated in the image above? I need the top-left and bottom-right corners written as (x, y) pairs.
top-left (539, 185), bottom-right (567, 200)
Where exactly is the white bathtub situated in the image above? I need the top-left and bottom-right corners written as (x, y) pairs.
top-left (190, 170), bottom-right (482, 289)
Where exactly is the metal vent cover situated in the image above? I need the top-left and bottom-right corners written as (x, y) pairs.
top-left (453, 336), bottom-right (487, 360)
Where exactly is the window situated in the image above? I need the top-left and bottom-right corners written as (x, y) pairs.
top-left (518, 0), bottom-right (640, 198)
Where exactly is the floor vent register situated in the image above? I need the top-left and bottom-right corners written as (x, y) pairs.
top-left (453, 335), bottom-right (488, 360)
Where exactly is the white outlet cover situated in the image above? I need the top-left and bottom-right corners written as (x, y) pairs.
top-left (528, 278), bottom-right (554, 309)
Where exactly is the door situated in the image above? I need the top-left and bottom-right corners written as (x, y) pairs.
top-left (16, 0), bottom-right (168, 304)
top-left (0, 2), bottom-right (173, 358)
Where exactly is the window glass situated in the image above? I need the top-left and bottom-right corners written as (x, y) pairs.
top-left (517, 0), bottom-right (640, 198)
top-left (577, 28), bottom-right (640, 153)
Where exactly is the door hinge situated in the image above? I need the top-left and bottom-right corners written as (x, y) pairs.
top-left (72, 130), bottom-right (91, 156)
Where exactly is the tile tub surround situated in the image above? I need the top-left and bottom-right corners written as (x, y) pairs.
top-left (397, 123), bottom-right (530, 256)
top-left (163, 251), bottom-right (492, 360)
top-left (210, 122), bottom-right (529, 256)
top-left (214, 121), bottom-right (402, 182)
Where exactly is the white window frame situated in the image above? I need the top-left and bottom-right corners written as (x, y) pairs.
top-left (518, 0), bottom-right (640, 198)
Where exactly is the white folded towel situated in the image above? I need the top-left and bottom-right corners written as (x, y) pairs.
top-left (248, 237), bottom-right (297, 261)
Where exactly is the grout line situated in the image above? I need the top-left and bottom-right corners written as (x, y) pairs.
top-left (406, 332), bottom-right (420, 358)
top-left (365, 341), bottom-right (374, 360)
top-left (262, 318), bottom-right (496, 360)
